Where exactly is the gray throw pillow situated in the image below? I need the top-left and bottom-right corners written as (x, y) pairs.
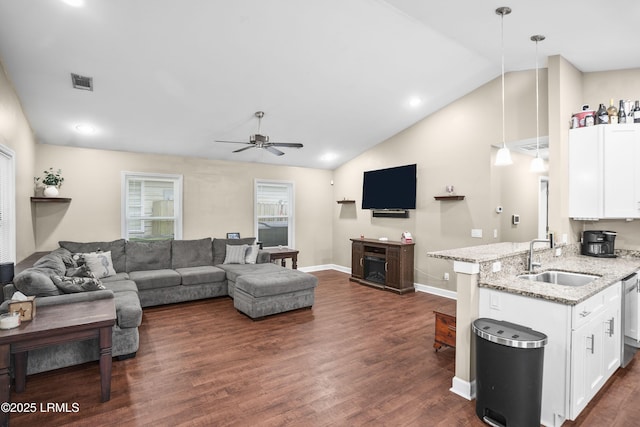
top-left (171, 238), bottom-right (213, 269)
top-left (51, 275), bottom-right (105, 293)
top-left (245, 244), bottom-right (260, 264)
top-left (59, 239), bottom-right (126, 273)
top-left (223, 244), bottom-right (248, 264)
top-left (213, 238), bottom-right (256, 265)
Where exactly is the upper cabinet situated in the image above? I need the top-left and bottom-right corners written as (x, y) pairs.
top-left (569, 124), bottom-right (640, 219)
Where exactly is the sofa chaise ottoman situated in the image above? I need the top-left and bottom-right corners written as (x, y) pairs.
top-left (233, 269), bottom-right (318, 319)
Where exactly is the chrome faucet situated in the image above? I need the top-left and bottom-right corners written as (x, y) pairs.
top-left (528, 236), bottom-right (554, 272)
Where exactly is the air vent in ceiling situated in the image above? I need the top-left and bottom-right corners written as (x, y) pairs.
top-left (71, 73), bottom-right (93, 91)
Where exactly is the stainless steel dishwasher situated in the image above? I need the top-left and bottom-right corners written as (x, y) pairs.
top-left (622, 272), bottom-right (639, 367)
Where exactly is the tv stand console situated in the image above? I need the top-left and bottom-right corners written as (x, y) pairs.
top-left (349, 238), bottom-right (415, 294)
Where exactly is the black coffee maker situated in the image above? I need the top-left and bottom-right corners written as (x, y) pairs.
top-left (581, 230), bottom-right (617, 258)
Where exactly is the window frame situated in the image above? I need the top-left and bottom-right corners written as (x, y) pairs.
top-left (0, 143), bottom-right (16, 263)
top-left (121, 171), bottom-right (183, 241)
top-left (254, 179), bottom-right (295, 249)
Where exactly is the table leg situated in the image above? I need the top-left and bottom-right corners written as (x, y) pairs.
top-left (0, 344), bottom-right (10, 427)
top-left (99, 326), bottom-right (112, 402)
top-left (281, 259), bottom-right (286, 268)
top-left (292, 254), bottom-right (298, 269)
top-left (13, 352), bottom-right (26, 393)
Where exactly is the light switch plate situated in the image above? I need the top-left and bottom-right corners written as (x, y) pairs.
top-left (471, 229), bottom-right (483, 238)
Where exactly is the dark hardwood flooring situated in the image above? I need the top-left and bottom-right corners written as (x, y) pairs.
top-left (9, 270), bottom-right (640, 426)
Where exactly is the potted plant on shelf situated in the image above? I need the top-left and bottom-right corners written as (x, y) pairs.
top-left (35, 168), bottom-right (64, 197)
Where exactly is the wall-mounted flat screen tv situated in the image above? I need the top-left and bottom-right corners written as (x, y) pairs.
top-left (361, 164), bottom-right (417, 210)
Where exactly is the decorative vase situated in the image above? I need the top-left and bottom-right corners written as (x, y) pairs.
top-left (43, 186), bottom-right (59, 197)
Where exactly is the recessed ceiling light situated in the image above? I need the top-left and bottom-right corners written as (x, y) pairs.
top-left (320, 153), bottom-right (338, 162)
top-left (408, 96), bottom-right (422, 108)
top-left (61, 0), bottom-right (84, 7)
top-left (75, 124), bottom-right (96, 134)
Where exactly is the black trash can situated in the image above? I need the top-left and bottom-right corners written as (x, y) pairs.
top-left (473, 318), bottom-right (547, 427)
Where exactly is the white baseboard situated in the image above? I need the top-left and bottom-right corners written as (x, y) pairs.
top-left (450, 376), bottom-right (476, 400)
top-left (300, 266), bottom-right (458, 301)
top-left (299, 264), bottom-right (350, 274)
top-left (414, 283), bottom-right (457, 300)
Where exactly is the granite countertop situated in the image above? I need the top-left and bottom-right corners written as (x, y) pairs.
top-left (426, 242), bottom-right (534, 263)
top-left (427, 242), bottom-right (640, 305)
top-left (481, 255), bottom-right (640, 305)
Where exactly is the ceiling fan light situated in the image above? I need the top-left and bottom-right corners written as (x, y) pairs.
top-left (530, 155), bottom-right (546, 172)
top-left (495, 146), bottom-right (513, 166)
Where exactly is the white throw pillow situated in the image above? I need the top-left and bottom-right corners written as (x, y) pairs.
top-left (245, 244), bottom-right (260, 264)
top-left (77, 251), bottom-right (117, 278)
top-left (223, 244), bottom-right (248, 265)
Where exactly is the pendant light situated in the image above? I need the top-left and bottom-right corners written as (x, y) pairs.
top-left (494, 7), bottom-right (512, 166)
top-left (530, 34), bottom-right (546, 173)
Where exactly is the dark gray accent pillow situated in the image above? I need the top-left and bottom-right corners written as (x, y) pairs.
top-left (33, 252), bottom-right (67, 275)
top-left (12, 268), bottom-right (63, 297)
top-left (171, 238), bottom-right (213, 269)
top-left (212, 237), bottom-right (256, 265)
top-left (51, 275), bottom-right (105, 293)
top-left (65, 264), bottom-right (95, 278)
top-left (59, 239), bottom-right (126, 273)
top-left (125, 240), bottom-right (172, 272)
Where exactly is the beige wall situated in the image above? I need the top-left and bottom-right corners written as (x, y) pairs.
top-left (33, 144), bottom-right (334, 268)
top-left (332, 69), bottom-right (547, 290)
top-left (0, 61), bottom-right (36, 263)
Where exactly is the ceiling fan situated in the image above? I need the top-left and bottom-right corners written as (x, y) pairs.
top-left (215, 111), bottom-right (304, 156)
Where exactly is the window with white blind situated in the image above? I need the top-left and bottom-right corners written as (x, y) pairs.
top-left (255, 180), bottom-right (294, 248)
top-left (121, 172), bottom-right (182, 241)
top-left (0, 145), bottom-right (16, 263)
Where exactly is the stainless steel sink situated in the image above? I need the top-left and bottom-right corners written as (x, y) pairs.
top-left (517, 270), bottom-right (599, 287)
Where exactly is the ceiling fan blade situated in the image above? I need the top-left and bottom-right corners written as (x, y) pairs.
top-left (215, 140), bottom-right (251, 145)
top-left (265, 146), bottom-right (285, 156)
top-left (233, 145), bottom-right (256, 153)
top-left (268, 142), bottom-right (303, 148)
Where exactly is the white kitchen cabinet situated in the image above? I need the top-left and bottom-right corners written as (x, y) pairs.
top-left (569, 285), bottom-right (620, 419)
top-left (569, 124), bottom-right (640, 219)
top-left (479, 282), bottom-right (621, 426)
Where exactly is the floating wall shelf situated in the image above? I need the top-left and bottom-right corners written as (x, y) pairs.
top-left (336, 200), bottom-right (356, 204)
top-left (30, 197), bottom-right (72, 203)
top-left (434, 195), bottom-right (465, 201)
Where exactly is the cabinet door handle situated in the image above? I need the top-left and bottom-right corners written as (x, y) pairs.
top-left (580, 310), bottom-right (591, 318)
top-left (587, 334), bottom-right (595, 354)
top-left (384, 262), bottom-right (388, 272)
top-left (606, 317), bottom-right (615, 337)
top-left (360, 257), bottom-right (363, 267)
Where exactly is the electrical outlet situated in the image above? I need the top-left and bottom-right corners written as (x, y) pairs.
top-left (555, 248), bottom-right (562, 257)
top-left (471, 229), bottom-right (483, 238)
top-left (492, 261), bottom-right (501, 272)
top-left (443, 272), bottom-right (450, 281)
top-left (490, 293), bottom-right (500, 310)
top-left (493, 229), bottom-right (498, 239)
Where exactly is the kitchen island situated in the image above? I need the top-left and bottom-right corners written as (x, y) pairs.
top-left (427, 241), bottom-right (640, 426)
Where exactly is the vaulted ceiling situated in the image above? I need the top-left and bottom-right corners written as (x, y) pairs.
top-left (0, 1), bottom-right (638, 169)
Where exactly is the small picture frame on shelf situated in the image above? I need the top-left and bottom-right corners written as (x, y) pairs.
top-left (226, 232), bottom-right (240, 239)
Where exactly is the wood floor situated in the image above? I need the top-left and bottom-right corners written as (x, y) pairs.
top-left (9, 270), bottom-right (640, 426)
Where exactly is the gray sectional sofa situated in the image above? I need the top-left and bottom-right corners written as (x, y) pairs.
top-left (1, 237), bottom-right (317, 375)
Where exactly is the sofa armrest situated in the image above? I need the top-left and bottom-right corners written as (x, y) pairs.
top-left (256, 250), bottom-right (271, 264)
top-left (0, 289), bottom-right (115, 314)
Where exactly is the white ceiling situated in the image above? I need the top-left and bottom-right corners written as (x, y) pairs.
top-left (0, 0), bottom-right (638, 169)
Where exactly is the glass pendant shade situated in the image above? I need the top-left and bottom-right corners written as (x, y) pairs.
top-left (495, 146), bottom-right (513, 166)
top-left (530, 155), bottom-right (545, 172)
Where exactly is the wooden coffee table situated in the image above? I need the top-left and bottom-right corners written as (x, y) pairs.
top-left (0, 298), bottom-right (116, 426)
